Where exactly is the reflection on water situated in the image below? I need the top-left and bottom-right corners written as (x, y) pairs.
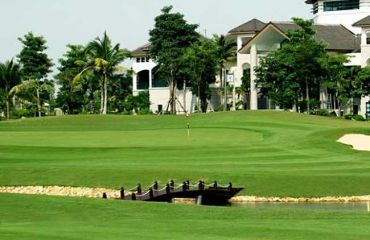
top-left (231, 202), bottom-right (370, 212)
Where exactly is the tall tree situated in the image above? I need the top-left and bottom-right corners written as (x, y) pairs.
top-left (149, 6), bottom-right (199, 114)
top-left (354, 67), bottom-right (370, 98)
top-left (181, 39), bottom-right (218, 112)
top-left (16, 32), bottom-right (53, 117)
top-left (0, 59), bottom-right (22, 119)
top-left (255, 18), bottom-right (327, 112)
top-left (214, 35), bottom-right (236, 92)
top-left (17, 32), bottom-right (53, 81)
top-left (11, 79), bottom-right (54, 117)
top-left (55, 45), bottom-right (88, 114)
top-left (75, 32), bottom-right (129, 115)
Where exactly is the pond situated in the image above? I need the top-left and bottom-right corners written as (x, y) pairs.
top-left (231, 202), bottom-right (370, 212)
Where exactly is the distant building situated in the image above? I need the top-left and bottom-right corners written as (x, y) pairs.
top-left (131, 0), bottom-right (370, 117)
top-left (131, 44), bottom-right (195, 114)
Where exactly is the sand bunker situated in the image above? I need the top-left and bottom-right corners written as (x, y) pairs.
top-left (337, 134), bottom-right (370, 151)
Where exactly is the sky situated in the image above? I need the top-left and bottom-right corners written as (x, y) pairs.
top-left (0, 0), bottom-right (312, 67)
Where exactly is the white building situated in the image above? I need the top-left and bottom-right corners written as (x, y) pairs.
top-left (131, 44), bottom-right (195, 114)
top-left (131, 0), bottom-right (370, 117)
top-left (234, 0), bottom-right (370, 117)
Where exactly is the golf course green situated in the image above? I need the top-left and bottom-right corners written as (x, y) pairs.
top-left (1, 111), bottom-right (370, 239)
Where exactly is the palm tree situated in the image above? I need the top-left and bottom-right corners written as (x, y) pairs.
top-left (11, 79), bottom-right (54, 118)
top-left (214, 35), bottom-right (236, 90)
top-left (0, 59), bottom-right (21, 119)
top-left (74, 32), bottom-right (129, 115)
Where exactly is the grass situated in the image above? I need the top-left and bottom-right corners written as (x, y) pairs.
top-left (1, 111), bottom-right (370, 239)
top-left (0, 111), bottom-right (370, 197)
top-left (1, 193), bottom-right (370, 240)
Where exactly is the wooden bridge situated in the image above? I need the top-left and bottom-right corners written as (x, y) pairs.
top-left (107, 181), bottom-right (243, 205)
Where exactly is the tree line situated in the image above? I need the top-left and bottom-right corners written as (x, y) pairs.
top-left (255, 18), bottom-right (370, 116)
top-left (0, 5), bottom-right (235, 119)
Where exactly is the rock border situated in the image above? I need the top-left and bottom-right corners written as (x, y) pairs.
top-left (1, 186), bottom-right (370, 203)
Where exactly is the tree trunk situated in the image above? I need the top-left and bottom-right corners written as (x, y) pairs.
top-left (169, 71), bottom-right (177, 114)
top-left (100, 86), bottom-right (104, 114)
top-left (183, 79), bottom-right (187, 114)
top-left (6, 99), bottom-right (10, 120)
top-left (102, 73), bottom-right (108, 115)
top-left (36, 88), bottom-right (41, 118)
top-left (305, 79), bottom-right (310, 114)
top-left (219, 66), bottom-right (223, 107)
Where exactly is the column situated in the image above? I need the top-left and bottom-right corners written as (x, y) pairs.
top-left (250, 44), bottom-right (258, 110)
top-left (132, 72), bottom-right (138, 96)
top-left (149, 68), bottom-right (153, 89)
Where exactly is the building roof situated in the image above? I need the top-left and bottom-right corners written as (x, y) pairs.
top-left (305, 0), bottom-right (317, 4)
top-left (240, 22), bottom-right (360, 53)
top-left (275, 22), bottom-right (360, 52)
top-left (353, 15), bottom-right (370, 27)
top-left (131, 43), bottom-right (150, 57)
top-left (228, 18), bottom-right (266, 34)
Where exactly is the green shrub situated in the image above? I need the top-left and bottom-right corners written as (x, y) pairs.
top-left (352, 114), bottom-right (366, 121)
top-left (316, 109), bottom-right (330, 116)
top-left (11, 108), bottom-right (33, 119)
top-left (344, 114), bottom-right (353, 120)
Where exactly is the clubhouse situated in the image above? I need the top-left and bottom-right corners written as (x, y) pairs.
top-left (131, 0), bottom-right (370, 117)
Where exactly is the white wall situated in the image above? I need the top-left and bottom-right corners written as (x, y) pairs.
top-left (148, 88), bottom-right (194, 114)
top-left (313, 0), bottom-right (370, 34)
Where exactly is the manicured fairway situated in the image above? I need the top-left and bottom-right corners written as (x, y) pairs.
top-left (0, 111), bottom-right (370, 197)
top-left (1, 193), bottom-right (370, 240)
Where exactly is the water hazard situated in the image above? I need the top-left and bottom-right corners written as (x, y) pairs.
top-left (232, 202), bottom-right (370, 212)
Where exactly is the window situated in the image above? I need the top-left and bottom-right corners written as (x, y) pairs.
top-left (136, 58), bottom-right (140, 63)
top-left (323, 0), bottom-right (359, 12)
top-left (366, 31), bottom-right (370, 45)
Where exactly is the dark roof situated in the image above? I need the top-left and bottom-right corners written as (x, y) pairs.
top-left (272, 22), bottom-right (360, 52)
top-left (353, 15), bottom-right (370, 27)
top-left (131, 34), bottom-right (209, 57)
top-left (305, 0), bottom-right (317, 4)
top-left (130, 43), bottom-right (150, 57)
top-left (228, 18), bottom-right (266, 34)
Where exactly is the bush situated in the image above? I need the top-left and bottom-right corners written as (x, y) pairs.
top-left (344, 114), bottom-right (353, 120)
top-left (11, 108), bottom-right (33, 119)
top-left (316, 109), bottom-right (330, 116)
top-left (123, 91), bottom-right (151, 114)
top-left (352, 114), bottom-right (366, 121)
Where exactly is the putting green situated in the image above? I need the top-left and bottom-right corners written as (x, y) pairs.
top-left (0, 111), bottom-right (369, 197)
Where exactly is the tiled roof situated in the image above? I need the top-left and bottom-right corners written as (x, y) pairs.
top-left (353, 15), bottom-right (370, 27)
top-left (273, 22), bottom-right (360, 52)
top-left (130, 43), bottom-right (150, 57)
top-left (228, 18), bottom-right (266, 34)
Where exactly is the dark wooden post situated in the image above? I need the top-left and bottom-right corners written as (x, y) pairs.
top-left (102, 192), bottom-right (107, 199)
top-left (228, 182), bottom-right (232, 191)
top-left (198, 180), bottom-right (205, 191)
top-left (120, 187), bottom-right (125, 199)
top-left (166, 183), bottom-right (171, 194)
top-left (149, 187), bottom-right (154, 199)
top-left (170, 180), bottom-right (175, 190)
top-left (182, 181), bottom-right (187, 192)
top-left (132, 193), bottom-right (136, 200)
top-left (154, 181), bottom-right (159, 190)
top-left (213, 181), bottom-right (218, 189)
top-left (137, 184), bottom-right (142, 195)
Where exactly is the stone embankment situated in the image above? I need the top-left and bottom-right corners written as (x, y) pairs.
top-left (230, 195), bottom-right (370, 203)
top-left (1, 186), bottom-right (370, 203)
top-left (0, 186), bottom-right (120, 199)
